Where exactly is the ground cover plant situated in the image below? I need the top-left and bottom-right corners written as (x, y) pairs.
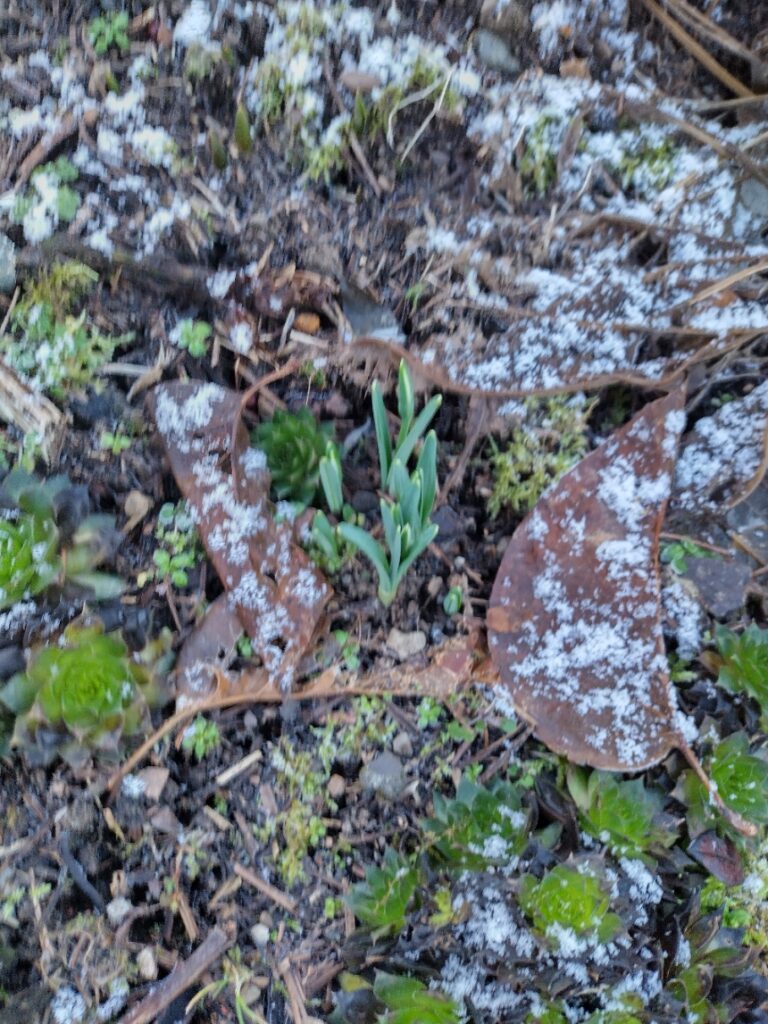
top-left (1, 1), bottom-right (768, 1022)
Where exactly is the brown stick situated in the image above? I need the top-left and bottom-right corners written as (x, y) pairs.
top-left (233, 862), bottom-right (298, 914)
top-left (116, 927), bottom-right (231, 1024)
top-left (640, 0), bottom-right (755, 98)
top-left (15, 110), bottom-right (98, 186)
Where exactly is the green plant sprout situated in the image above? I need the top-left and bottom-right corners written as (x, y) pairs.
top-left (12, 157), bottom-right (80, 236)
top-left (137, 501), bottom-right (202, 589)
top-left (346, 848), bottom-right (419, 940)
top-left (182, 716), bottom-right (221, 760)
top-left (372, 971), bottom-right (460, 1024)
top-left (616, 134), bottom-right (677, 193)
top-left (660, 537), bottom-right (717, 574)
top-left (488, 396), bottom-right (591, 518)
top-left (187, 946), bottom-right (266, 1023)
top-left (306, 444), bottom-right (364, 574)
top-left (338, 361), bottom-right (442, 606)
top-left (518, 864), bottom-right (623, 947)
top-left (518, 114), bottom-right (560, 196)
top-left (417, 696), bottom-right (443, 729)
top-left (714, 623), bottom-right (768, 728)
top-left (99, 429), bottom-right (132, 455)
top-left (675, 731), bottom-right (768, 836)
top-left (700, 835), bottom-right (768, 950)
top-left (88, 11), bottom-right (130, 56)
top-left (254, 408), bottom-right (335, 506)
top-left (566, 767), bottom-right (677, 859)
top-left (442, 586), bottom-right (463, 615)
top-left (172, 318), bottom-right (211, 358)
top-left (0, 622), bottom-right (163, 769)
top-left (234, 102), bottom-right (253, 154)
top-left (332, 629), bottom-right (360, 672)
top-left (0, 469), bottom-right (124, 611)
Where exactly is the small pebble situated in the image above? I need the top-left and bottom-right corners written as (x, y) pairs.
top-left (328, 773), bottom-right (346, 800)
top-left (392, 732), bottom-right (413, 758)
top-left (251, 923), bottom-right (270, 948)
top-left (106, 896), bottom-right (132, 926)
top-left (137, 947), bottom-right (158, 981)
top-left (360, 751), bottom-right (406, 800)
top-left (386, 627), bottom-right (426, 660)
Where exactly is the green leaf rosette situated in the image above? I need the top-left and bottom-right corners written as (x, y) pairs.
top-left (0, 507), bottom-right (59, 609)
top-left (1, 624), bottom-right (158, 769)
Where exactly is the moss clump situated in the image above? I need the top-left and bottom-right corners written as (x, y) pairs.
top-left (488, 396), bottom-right (592, 517)
top-left (5, 260), bottom-right (131, 398)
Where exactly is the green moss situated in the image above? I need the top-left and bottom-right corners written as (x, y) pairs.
top-left (617, 133), bottom-right (677, 193)
top-left (5, 260), bottom-right (131, 398)
top-left (488, 396), bottom-right (591, 517)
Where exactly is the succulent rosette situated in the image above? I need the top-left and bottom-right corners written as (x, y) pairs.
top-left (0, 468), bottom-right (124, 611)
top-left (0, 623), bottom-right (161, 769)
top-left (0, 506), bottom-right (59, 609)
top-left (253, 408), bottom-right (335, 506)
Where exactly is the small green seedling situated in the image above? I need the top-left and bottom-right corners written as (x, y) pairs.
top-left (89, 11), bottom-right (130, 56)
top-left (0, 469), bottom-right (123, 612)
top-left (5, 259), bottom-right (130, 397)
top-left (306, 445), bottom-right (363, 573)
top-left (422, 776), bottom-right (528, 872)
top-left (660, 537), bottom-right (717, 575)
top-left (443, 586), bottom-right (463, 615)
top-left (182, 716), bottom-right (221, 760)
top-left (338, 361), bottom-right (442, 606)
top-left (12, 157), bottom-right (80, 234)
top-left (173, 319), bottom-right (211, 358)
top-left (372, 971), bottom-right (460, 1024)
top-left (138, 501), bottom-right (202, 589)
top-left (234, 102), bottom-right (253, 154)
top-left (100, 430), bottom-right (132, 455)
top-left (332, 629), bottom-right (360, 672)
top-left (675, 730), bottom-right (768, 836)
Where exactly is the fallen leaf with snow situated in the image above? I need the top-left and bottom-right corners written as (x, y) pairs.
top-left (487, 389), bottom-right (687, 771)
top-left (671, 379), bottom-right (768, 512)
top-left (149, 381), bottom-right (331, 701)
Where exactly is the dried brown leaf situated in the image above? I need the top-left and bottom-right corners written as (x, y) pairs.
top-left (487, 390), bottom-right (687, 771)
top-left (149, 382), bottom-right (331, 697)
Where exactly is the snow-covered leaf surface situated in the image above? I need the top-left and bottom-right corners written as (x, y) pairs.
top-left (487, 390), bottom-right (689, 770)
top-left (672, 380), bottom-right (768, 512)
top-left (149, 382), bottom-right (331, 699)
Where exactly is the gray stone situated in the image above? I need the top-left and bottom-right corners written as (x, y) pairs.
top-left (474, 29), bottom-right (521, 76)
top-left (360, 751), bottom-right (406, 800)
top-left (685, 556), bottom-right (751, 619)
top-left (392, 731), bottom-right (413, 758)
top-left (0, 234), bottom-right (16, 294)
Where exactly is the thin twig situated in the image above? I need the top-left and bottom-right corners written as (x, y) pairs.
top-left (233, 862), bottom-right (298, 914)
top-left (117, 927), bottom-right (231, 1024)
